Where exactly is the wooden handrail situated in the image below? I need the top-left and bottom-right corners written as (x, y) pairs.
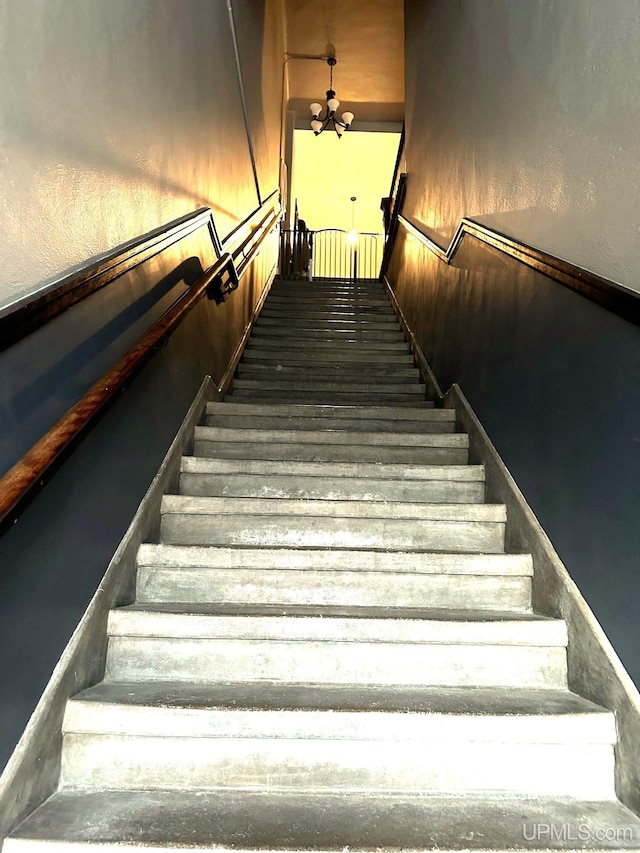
top-left (0, 253), bottom-right (239, 530)
top-left (379, 173), bottom-right (407, 279)
top-left (233, 206), bottom-right (281, 277)
top-left (397, 213), bottom-right (640, 326)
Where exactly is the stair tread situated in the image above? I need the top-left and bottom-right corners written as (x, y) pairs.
top-left (137, 544), bottom-right (534, 575)
top-left (108, 604), bottom-right (567, 647)
top-left (207, 402), bottom-right (439, 418)
top-left (69, 681), bottom-right (609, 718)
top-left (194, 425), bottom-right (464, 447)
top-left (115, 602), bottom-right (555, 621)
top-left (227, 393), bottom-right (432, 405)
top-left (161, 494), bottom-right (502, 520)
top-left (181, 456), bottom-right (482, 479)
top-left (9, 790), bottom-right (640, 850)
top-left (231, 380), bottom-right (425, 392)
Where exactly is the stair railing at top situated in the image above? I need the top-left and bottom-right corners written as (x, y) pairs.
top-left (279, 226), bottom-right (382, 281)
top-left (0, 199), bottom-right (282, 532)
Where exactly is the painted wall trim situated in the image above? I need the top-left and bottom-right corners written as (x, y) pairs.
top-left (0, 187), bottom-right (280, 355)
top-left (221, 188), bottom-right (279, 253)
top-left (382, 273), bottom-right (640, 813)
top-left (0, 376), bottom-right (217, 840)
top-left (397, 213), bottom-right (640, 326)
top-left (0, 208), bottom-right (218, 351)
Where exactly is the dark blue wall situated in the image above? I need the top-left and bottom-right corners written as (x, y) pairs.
top-left (388, 227), bottom-right (640, 686)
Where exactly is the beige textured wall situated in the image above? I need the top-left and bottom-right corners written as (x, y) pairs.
top-left (0, 0), bottom-right (282, 313)
top-left (405, 0), bottom-right (640, 293)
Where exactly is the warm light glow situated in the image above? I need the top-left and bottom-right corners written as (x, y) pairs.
top-left (310, 102), bottom-right (322, 118)
top-left (341, 111), bottom-right (354, 127)
top-left (291, 129), bottom-right (402, 233)
top-left (311, 119), bottom-right (323, 134)
top-left (327, 97), bottom-right (339, 115)
top-left (347, 228), bottom-right (357, 245)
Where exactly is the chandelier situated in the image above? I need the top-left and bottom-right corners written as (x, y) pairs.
top-left (309, 57), bottom-right (354, 138)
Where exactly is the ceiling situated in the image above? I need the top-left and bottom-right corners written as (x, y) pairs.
top-left (284, 0), bottom-right (404, 124)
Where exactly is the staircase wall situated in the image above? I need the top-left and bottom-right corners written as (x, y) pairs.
top-left (0, 0), bottom-right (284, 314)
top-left (403, 0), bottom-right (640, 294)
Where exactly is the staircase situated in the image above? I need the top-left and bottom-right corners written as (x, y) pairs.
top-left (5, 277), bottom-right (640, 851)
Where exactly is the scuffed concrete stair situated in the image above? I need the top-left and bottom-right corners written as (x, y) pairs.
top-left (6, 277), bottom-right (640, 851)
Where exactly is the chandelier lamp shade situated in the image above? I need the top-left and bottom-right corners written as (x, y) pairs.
top-left (309, 57), bottom-right (354, 138)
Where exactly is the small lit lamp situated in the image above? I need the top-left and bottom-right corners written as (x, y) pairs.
top-left (309, 58), bottom-right (355, 138)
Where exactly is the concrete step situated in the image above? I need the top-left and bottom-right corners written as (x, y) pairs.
top-left (137, 547), bottom-right (530, 610)
top-left (260, 307), bottom-right (397, 318)
top-left (194, 425), bottom-right (461, 449)
top-left (264, 297), bottom-right (392, 309)
top-left (204, 409), bottom-right (453, 433)
top-left (270, 283), bottom-right (385, 294)
top-left (104, 605), bottom-right (567, 689)
top-left (255, 317), bottom-right (400, 332)
top-left (251, 326), bottom-right (407, 341)
top-left (204, 405), bottom-right (451, 432)
top-left (244, 348), bottom-right (415, 364)
top-left (57, 683), bottom-right (614, 798)
top-left (206, 402), bottom-right (437, 420)
top-left (237, 364), bottom-right (424, 382)
top-left (261, 301), bottom-right (396, 312)
top-left (159, 495), bottom-right (505, 551)
top-left (247, 335), bottom-right (410, 350)
top-left (8, 790), bottom-right (640, 852)
top-left (137, 543), bottom-right (534, 576)
top-left (226, 390), bottom-right (431, 405)
top-left (194, 435), bottom-right (466, 464)
top-left (181, 454), bottom-right (482, 483)
top-left (259, 309), bottom-right (398, 323)
top-left (230, 379), bottom-right (425, 394)
top-left (179, 467), bottom-right (483, 504)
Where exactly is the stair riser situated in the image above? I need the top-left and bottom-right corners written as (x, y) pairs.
top-left (194, 440), bottom-right (468, 464)
top-left (257, 313), bottom-right (399, 325)
top-left (264, 301), bottom-right (392, 311)
top-left (244, 352), bottom-right (415, 366)
top-left (137, 568), bottom-right (530, 610)
top-left (194, 426), bottom-right (462, 449)
top-left (104, 639), bottom-right (566, 688)
top-left (206, 402), bottom-right (438, 420)
top-left (137, 545), bottom-right (532, 576)
top-left (203, 414), bottom-right (455, 433)
top-left (179, 473), bottom-right (484, 504)
top-left (237, 366), bottom-right (422, 381)
top-left (260, 309), bottom-right (398, 320)
top-left (160, 514), bottom-right (504, 552)
top-left (226, 392), bottom-right (429, 405)
top-left (252, 330), bottom-right (402, 342)
top-left (247, 336), bottom-right (410, 351)
top-left (231, 380), bottom-right (425, 394)
top-left (269, 288), bottom-right (385, 296)
top-left (59, 735), bottom-right (613, 799)
top-left (252, 325), bottom-right (405, 340)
